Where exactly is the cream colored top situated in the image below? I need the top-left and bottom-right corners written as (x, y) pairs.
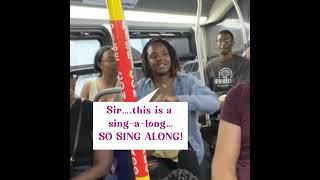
top-left (88, 78), bottom-right (122, 102)
top-left (152, 150), bottom-right (179, 162)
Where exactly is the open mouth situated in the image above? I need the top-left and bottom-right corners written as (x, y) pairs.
top-left (159, 64), bottom-right (167, 68)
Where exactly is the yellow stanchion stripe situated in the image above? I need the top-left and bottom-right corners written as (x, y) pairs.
top-left (136, 176), bottom-right (150, 180)
top-left (107, 0), bottom-right (124, 21)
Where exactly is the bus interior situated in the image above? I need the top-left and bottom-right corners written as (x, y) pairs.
top-left (70, 0), bottom-right (250, 179)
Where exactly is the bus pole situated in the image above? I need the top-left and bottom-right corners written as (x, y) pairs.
top-left (105, 1), bottom-right (150, 180)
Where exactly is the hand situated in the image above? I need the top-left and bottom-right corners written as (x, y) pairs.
top-left (218, 94), bottom-right (227, 102)
top-left (153, 94), bottom-right (164, 102)
top-left (162, 96), bottom-right (179, 102)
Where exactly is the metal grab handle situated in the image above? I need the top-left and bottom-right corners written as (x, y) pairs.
top-left (232, 0), bottom-right (249, 48)
top-left (93, 87), bottom-right (122, 102)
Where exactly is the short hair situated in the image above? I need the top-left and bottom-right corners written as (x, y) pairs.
top-left (217, 29), bottom-right (234, 41)
top-left (94, 45), bottom-right (113, 77)
top-left (70, 71), bottom-right (78, 80)
top-left (160, 169), bottom-right (199, 180)
top-left (141, 38), bottom-right (180, 79)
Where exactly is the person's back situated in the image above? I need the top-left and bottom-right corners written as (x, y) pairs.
top-left (222, 81), bottom-right (250, 180)
top-left (212, 81), bottom-right (250, 180)
top-left (70, 98), bottom-right (94, 172)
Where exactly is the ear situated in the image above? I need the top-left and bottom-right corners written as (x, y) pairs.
top-left (231, 40), bottom-right (235, 47)
top-left (97, 61), bottom-right (103, 69)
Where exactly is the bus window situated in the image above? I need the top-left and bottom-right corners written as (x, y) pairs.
top-left (70, 25), bottom-right (113, 97)
top-left (70, 39), bottom-right (101, 66)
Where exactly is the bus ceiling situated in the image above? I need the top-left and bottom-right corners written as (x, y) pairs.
top-left (70, 0), bottom-right (214, 17)
top-left (70, 0), bottom-right (247, 28)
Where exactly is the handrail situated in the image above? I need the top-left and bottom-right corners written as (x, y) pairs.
top-left (196, 0), bottom-right (211, 128)
top-left (93, 87), bottom-right (122, 102)
top-left (232, 0), bottom-right (248, 48)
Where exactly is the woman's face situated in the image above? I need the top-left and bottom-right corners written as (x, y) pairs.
top-left (147, 42), bottom-right (172, 77)
top-left (99, 49), bottom-right (118, 77)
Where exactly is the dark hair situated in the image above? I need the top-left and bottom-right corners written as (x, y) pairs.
top-left (217, 29), bottom-right (234, 41)
top-left (70, 71), bottom-right (78, 80)
top-left (94, 45), bottom-right (113, 77)
top-left (141, 38), bottom-right (180, 79)
top-left (160, 169), bottom-right (199, 180)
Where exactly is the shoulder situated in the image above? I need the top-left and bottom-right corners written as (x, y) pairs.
top-left (136, 78), bottom-right (150, 89)
top-left (206, 57), bottom-right (218, 67)
top-left (233, 55), bottom-right (249, 64)
top-left (82, 80), bottom-right (94, 91)
top-left (228, 81), bottom-right (250, 100)
top-left (176, 72), bottom-right (193, 81)
top-left (221, 81), bottom-right (249, 125)
top-left (80, 99), bottom-right (93, 109)
top-left (135, 78), bottom-right (150, 97)
top-left (176, 72), bottom-right (204, 88)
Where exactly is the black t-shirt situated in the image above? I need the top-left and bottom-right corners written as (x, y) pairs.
top-left (70, 98), bottom-right (93, 166)
top-left (205, 55), bottom-right (250, 96)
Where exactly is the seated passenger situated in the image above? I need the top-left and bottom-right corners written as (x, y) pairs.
top-left (204, 30), bottom-right (250, 107)
top-left (212, 81), bottom-right (250, 180)
top-left (70, 72), bottom-right (113, 180)
top-left (135, 38), bottom-right (220, 179)
top-left (80, 46), bottom-right (135, 180)
top-left (80, 46), bottom-right (122, 102)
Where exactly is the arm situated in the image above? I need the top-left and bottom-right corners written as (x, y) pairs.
top-left (72, 150), bottom-right (113, 180)
top-left (80, 81), bottom-right (90, 101)
top-left (212, 120), bottom-right (241, 180)
top-left (218, 94), bottom-right (227, 109)
top-left (177, 75), bottom-right (220, 113)
top-left (146, 150), bottom-right (155, 157)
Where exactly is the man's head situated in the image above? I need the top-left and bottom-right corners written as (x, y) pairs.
top-left (216, 30), bottom-right (234, 55)
top-left (141, 38), bottom-right (180, 79)
top-left (70, 72), bottom-right (78, 100)
top-left (94, 45), bottom-right (118, 77)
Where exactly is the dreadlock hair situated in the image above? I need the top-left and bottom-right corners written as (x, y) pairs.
top-left (141, 38), bottom-right (180, 79)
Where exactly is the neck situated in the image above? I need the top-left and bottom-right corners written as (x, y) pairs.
top-left (152, 74), bottom-right (172, 84)
top-left (219, 53), bottom-right (233, 62)
top-left (101, 75), bottom-right (117, 87)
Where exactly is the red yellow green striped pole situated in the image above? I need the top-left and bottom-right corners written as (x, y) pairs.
top-left (105, 0), bottom-right (150, 179)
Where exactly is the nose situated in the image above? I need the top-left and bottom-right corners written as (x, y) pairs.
top-left (221, 40), bottom-right (229, 46)
top-left (152, 55), bottom-right (161, 61)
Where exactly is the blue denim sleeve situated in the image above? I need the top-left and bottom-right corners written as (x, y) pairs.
top-left (135, 79), bottom-right (144, 100)
top-left (177, 75), bottom-right (220, 113)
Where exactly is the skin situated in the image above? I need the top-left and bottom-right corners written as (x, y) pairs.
top-left (81, 48), bottom-right (119, 101)
top-left (70, 75), bottom-right (114, 180)
top-left (147, 42), bottom-right (179, 102)
top-left (145, 42), bottom-right (179, 157)
top-left (216, 33), bottom-right (235, 105)
top-left (212, 120), bottom-right (241, 180)
top-left (216, 33), bottom-right (234, 61)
